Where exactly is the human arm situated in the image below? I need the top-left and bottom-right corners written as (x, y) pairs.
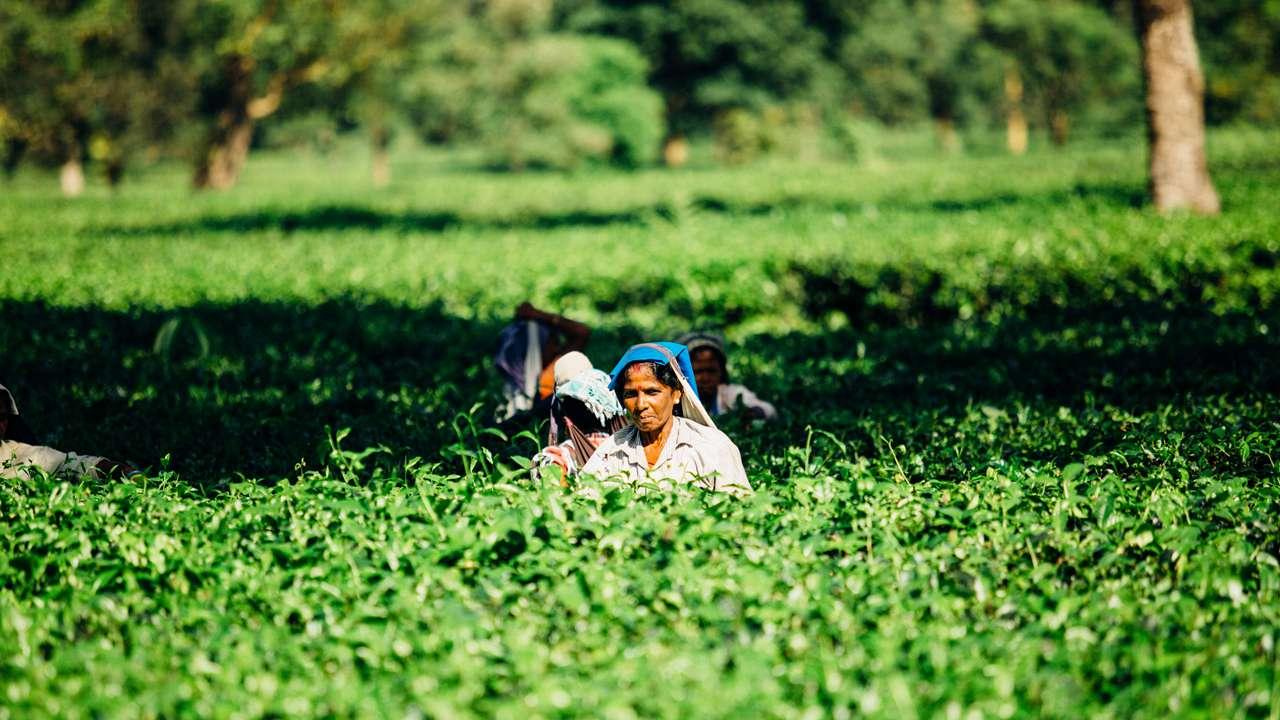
top-left (61, 452), bottom-right (139, 480)
top-left (533, 442), bottom-right (576, 487)
top-left (3, 443), bottom-right (123, 481)
top-left (94, 458), bottom-right (141, 480)
top-left (725, 384), bottom-right (777, 421)
top-left (515, 302), bottom-right (591, 351)
top-left (702, 431), bottom-right (753, 496)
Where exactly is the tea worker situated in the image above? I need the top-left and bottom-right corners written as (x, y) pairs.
top-left (677, 331), bottom-right (776, 421)
top-left (0, 383), bottom-right (138, 481)
top-left (533, 353), bottom-right (627, 482)
top-left (580, 342), bottom-right (752, 495)
top-left (494, 302), bottom-right (591, 422)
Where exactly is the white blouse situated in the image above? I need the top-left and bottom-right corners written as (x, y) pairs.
top-left (580, 416), bottom-right (752, 495)
top-left (713, 383), bottom-right (777, 419)
top-left (1, 440), bottom-right (102, 480)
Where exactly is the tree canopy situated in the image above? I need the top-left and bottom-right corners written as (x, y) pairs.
top-left (0, 0), bottom-right (1272, 189)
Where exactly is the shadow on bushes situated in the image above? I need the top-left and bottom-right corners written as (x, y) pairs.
top-left (790, 254), bottom-right (1276, 329)
top-left (83, 179), bottom-right (1160, 239)
top-left (1, 299), bottom-right (500, 487)
top-left (89, 204), bottom-right (661, 237)
top-left (2, 288), bottom-right (1277, 487)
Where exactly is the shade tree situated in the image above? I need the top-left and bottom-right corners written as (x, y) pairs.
top-left (979, 0), bottom-right (1140, 152)
top-left (1195, 0), bottom-right (1280, 125)
top-left (1135, 0), bottom-right (1219, 214)
top-left (403, 4), bottom-right (666, 171)
top-left (556, 0), bottom-right (833, 161)
top-left (309, 0), bottom-right (457, 186)
top-left (0, 0), bottom-right (190, 194)
top-left (126, 0), bottom-right (459, 190)
top-left (835, 0), bottom-right (982, 151)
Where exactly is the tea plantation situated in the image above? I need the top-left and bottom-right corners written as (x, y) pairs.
top-left (2, 131), bottom-right (1279, 718)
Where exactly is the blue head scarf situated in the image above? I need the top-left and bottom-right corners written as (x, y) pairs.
top-left (608, 342), bottom-right (715, 428)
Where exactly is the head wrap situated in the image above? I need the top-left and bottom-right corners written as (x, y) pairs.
top-left (0, 383), bottom-right (36, 443)
top-left (548, 368), bottom-right (626, 468)
top-left (677, 330), bottom-right (729, 382)
top-left (0, 384), bottom-right (16, 417)
top-left (607, 342), bottom-right (716, 428)
top-left (494, 320), bottom-right (551, 395)
top-left (553, 351), bottom-right (593, 389)
top-left (677, 331), bottom-right (727, 360)
top-left (556, 369), bottom-right (622, 424)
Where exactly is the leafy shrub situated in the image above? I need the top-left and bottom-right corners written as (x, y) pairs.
top-left (401, 21), bottom-right (499, 145)
top-left (2, 127), bottom-right (1279, 717)
top-left (405, 28), bottom-right (664, 171)
top-left (712, 108), bottom-right (775, 165)
top-left (487, 35), bottom-right (665, 170)
top-left (564, 39), bottom-right (667, 168)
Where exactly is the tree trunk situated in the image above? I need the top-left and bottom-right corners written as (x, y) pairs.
top-left (194, 117), bottom-right (254, 190)
top-left (1135, 0), bottom-right (1219, 214)
top-left (371, 125), bottom-right (391, 188)
top-left (662, 134), bottom-right (689, 168)
top-left (1050, 110), bottom-right (1071, 146)
top-left (2, 138), bottom-right (26, 178)
top-left (662, 92), bottom-right (690, 168)
top-left (59, 154), bottom-right (85, 197)
top-left (193, 55), bottom-right (303, 191)
top-left (105, 157), bottom-right (125, 189)
top-left (934, 117), bottom-right (960, 154)
top-left (195, 58), bottom-right (255, 190)
top-left (1004, 66), bottom-right (1028, 155)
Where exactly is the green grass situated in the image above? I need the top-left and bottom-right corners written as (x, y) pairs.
top-left (2, 129), bottom-right (1279, 718)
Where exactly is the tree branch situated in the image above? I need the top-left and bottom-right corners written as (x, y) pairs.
top-left (246, 59), bottom-right (329, 120)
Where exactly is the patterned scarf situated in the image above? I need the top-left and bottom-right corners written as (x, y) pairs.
top-left (548, 369), bottom-right (626, 467)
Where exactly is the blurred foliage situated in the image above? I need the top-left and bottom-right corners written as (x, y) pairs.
top-left (1, 129), bottom-right (1279, 716)
top-left (0, 0), bottom-right (453, 186)
top-left (0, 0), bottom-right (1276, 183)
top-left (0, 0), bottom-right (193, 178)
top-left (977, 0), bottom-right (1141, 142)
top-left (406, 23), bottom-right (665, 170)
top-left (836, 0), bottom-right (981, 126)
top-left (712, 108), bottom-right (774, 164)
top-left (558, 0), bottom-right (835, 134)
top-left (1197, 0), bottom-right (1280, 125)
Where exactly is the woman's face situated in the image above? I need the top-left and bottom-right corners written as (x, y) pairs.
top-left (620, 364), bottom-right (681, 434)
top-left (690, 348), bottom-right (724, 400)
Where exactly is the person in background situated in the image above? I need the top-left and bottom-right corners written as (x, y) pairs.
top-left (0, 382), bottom-right (139, 481)
top-left (677, 331), bottom-right (777, 421)
top-left (581, 342), bottom-right (751, 495)
top-left (533, 353), bottom-right (627, 484)
top-left (494, 302), bottom-right (591, 423)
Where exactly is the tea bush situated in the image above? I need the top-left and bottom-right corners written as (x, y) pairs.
top-left (1, 130), bottom-right (1278, 718)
